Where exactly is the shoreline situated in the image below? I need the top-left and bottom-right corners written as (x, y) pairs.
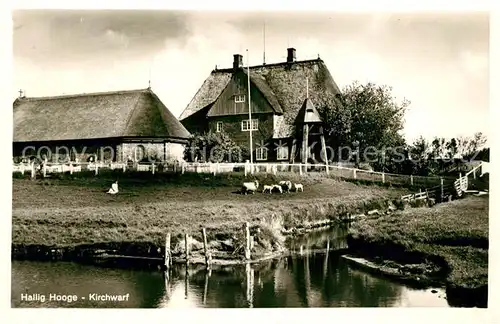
top-left (11, 175), bottom-right (487, 307)
top-left (345, 195), bottom-right (489, 308)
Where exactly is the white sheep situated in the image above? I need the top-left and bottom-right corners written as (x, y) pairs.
top-left (241, 180), bottom-right (259, 195)
top-left (272, 184), bottom-right (283, 194)
top-left (279, 180), bottom-right (292, 193)
top-left (294, 183), bottom-right (304, 192)
top-left (262, 185), bottom-right (273, 193)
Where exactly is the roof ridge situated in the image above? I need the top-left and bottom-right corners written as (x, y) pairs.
top-left (212, 58), bottom-right (323, 73)
top-left (122, 91), bottom-right (147, 136)
top-left (17, 88), bottom-right (150, 101)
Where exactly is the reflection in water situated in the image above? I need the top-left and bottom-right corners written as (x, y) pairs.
top-left (11, 225), bottom-right (449, 308)
top-left (11, 254), bottom-right (449, 308)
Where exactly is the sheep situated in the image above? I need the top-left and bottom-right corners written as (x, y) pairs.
top-left (241, 180), bottom-right (259, 195)
top-left (294, 183), bottom-right (304, 192)
top-left (272, 184), bottom-right (283, 194)
top-left (279, 180), bottom-right (292, 193)
top-left (262, 185), bottom-right (274, 193)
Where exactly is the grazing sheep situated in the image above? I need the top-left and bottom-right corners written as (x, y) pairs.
top-left (279, 180), bottom-right (292, 193)
top-left (262, 185), bottom-right (274, 193)
top-left (272, 184), bottom-right (283, 194)
top-left (241, 180), bottom-right (259, 195)
top-left (294, 183), bottom-right (304, 192)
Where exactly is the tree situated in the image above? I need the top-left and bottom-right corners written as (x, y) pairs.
top-left (183, 131), bottom-right (249, 163)
top-left (318, 81), bottom-right (409, 165)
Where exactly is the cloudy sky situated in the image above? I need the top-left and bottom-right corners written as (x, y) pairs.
top-left (12, 10), bottom-right (489, 142)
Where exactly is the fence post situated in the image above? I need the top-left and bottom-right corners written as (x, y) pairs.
top-left (440, 177), bottom-right (444, 201)
top-left (95, 163), bottom-right (99, 176)
top-left (244, 222), bottom-right (251, 260)
top-left (152, 163), bottom-right (155, 175)
top-left (299, 164), bottom-right (303, 176)
top-left (202, 228), bottom-right (211, 268)
top-left (31, 162), bottom-right (35, 180)
top-left (122, 163), bottom-right (126, 172)
top-left (43, 158), bottom-right (47, 178)
top-left (410, 174), bottom-right (413, 186)
top-left (70, 163), bottom-right (73, 175)
top-left (164, 233), bottom-right (171, 270)
top-left (273, 164), bottom-right (277, 176)
top-left (473, 168), bottom-right (476, 179)
top-left (245, 160), bottom-right (249, 177)
top-left (353, 169), bottom-right (357, 179)
top-left (185, 233), bottom-right (190, 265)
top-left (382, 172), bottom-right (385, 183)
top-left (181, 162), bottom-right (185, 174)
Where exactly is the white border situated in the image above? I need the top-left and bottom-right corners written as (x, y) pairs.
top-left (3, 1), bottom-right (498, 324)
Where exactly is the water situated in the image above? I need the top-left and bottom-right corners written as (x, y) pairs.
top-left (11, 226), bottom-right (450, 308)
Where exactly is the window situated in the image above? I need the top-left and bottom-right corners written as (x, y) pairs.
top-left (256, 147), bottom-right (268, 161)
top-left (234, 94), bottom-right (246, 103)
top-left (216, 121), bottom-right (223, 132)
top-left (276, 140), bottom-right (289, 160)
top-left (241, 119), bottom-right (258, 131)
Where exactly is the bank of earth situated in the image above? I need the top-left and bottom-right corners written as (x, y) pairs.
top-left (346, 195), bottom-right (488, 308)
top-left (12, 171), bottom-right (407, 264)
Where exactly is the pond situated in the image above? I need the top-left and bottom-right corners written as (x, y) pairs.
top-left (11, 226), bottom-right (450, 308)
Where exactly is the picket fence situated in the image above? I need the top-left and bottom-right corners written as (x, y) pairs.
top-left (13, 159), bottom-right (460, 189)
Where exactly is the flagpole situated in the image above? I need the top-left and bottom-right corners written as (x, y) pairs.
top-left (247, 49), bottom-right (254, 173)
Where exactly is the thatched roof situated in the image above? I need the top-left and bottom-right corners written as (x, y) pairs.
top-left (179, 57), bottom-right (343, 138)
top-left (13, 88), bottom-right (190, 143)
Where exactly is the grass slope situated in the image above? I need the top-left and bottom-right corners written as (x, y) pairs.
top-left (12, 172), bottom-right (407, 248)
top-left (348, 196), bottom-right (489, 289)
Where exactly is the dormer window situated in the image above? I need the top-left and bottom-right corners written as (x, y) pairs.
top-left (234, 95), bottom-right (246, 103)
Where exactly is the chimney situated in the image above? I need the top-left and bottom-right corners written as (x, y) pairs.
top-left (287, 48), bottom-right (296, 63)
top-left (233, 54), bottom-right (243, 70)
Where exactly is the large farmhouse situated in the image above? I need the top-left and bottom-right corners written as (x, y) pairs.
top-left (179, 48), bottom-right (344, 163)
top-left (13, 88), bottom-right (191, 163)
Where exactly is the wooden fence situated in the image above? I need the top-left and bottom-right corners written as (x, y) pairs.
top-left (400, 162), bottom-right (486, 202)
top-left (13, 159), bottom-right (460, 190)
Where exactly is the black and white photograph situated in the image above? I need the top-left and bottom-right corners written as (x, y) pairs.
top-left (10, 6), bottom-right (491, 311)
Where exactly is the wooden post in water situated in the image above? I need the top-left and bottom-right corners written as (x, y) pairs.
top-left (203, 268), bottom-right (210, 305)
top-left (245, 263), bottom-right (254, 308)
top-left (323, 239), bottom-right (330, 282)
top-left (184, 264), bottom-right (189, 299)
top-left (244, 222), bottom-right (251, 260)
top-left (185, 233), bottom-right (190, 264)
top-left (164, 233), bottom-right (171, 270)
top-left (202, 228), bottom-right (211, 268)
